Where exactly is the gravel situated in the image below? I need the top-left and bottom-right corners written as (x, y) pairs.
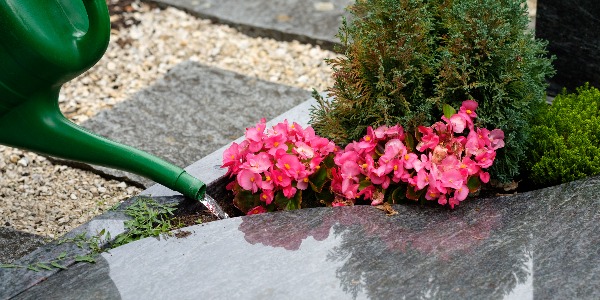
top-left (0, 0), bottom-right (336, 239)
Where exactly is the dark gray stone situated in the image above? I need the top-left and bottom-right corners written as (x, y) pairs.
top-left (14, 175), bottom-right (600, 299)
top-left (80, 61), bottom-right (310, 187)
top-left (0, 227), bottom-right (46, 264)
top-left (148, 0), bottom-right (352, 50)
top-left (536, 0), bottom-right (600, 94)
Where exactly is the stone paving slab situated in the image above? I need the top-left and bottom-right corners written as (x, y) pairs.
top-left (12, 175), bottom-right (600, 299)
top-left (79, 61), bottom-right (310, 187)
top-left (148, 0), bottom-right (353, 50)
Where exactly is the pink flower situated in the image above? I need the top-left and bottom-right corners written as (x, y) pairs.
top-left (417, 126), bottom-right (439, 151)
top-left (237, 169), bottom-right (262, 193)
top-left (271, 169), bottom-right (291, 188)
top-left (479, 171), bottom-right (490, 183)
top-left (241, 152), bottom-right (272, 173)
top-left (276, 153), bottom-right (305, 178)
top-left (475, 150), bottom-right (496, 168)
top-left (260, 189), bottom-right (275, 205)
top-left (459, 100), bottom-right (478, 118)
top-left (293, 141), bottom-right (315, 159)
top-left (356, 127), bottom-right (377, 153)
top-left (454, 184), bottom-right (470, 202)
top-left (283, 185), bottom-right (297, 198)
top-left (247, 206), bottom-right (267, 215)
top-left (489, 129), bottom-right (505, 150)
top-left (402, 153), bottom-right (420, 170)
top-left (449, 114), bottom-right (467, 133)
top-left (440, 169), bottom-right (464, 190)
top-left (222, 142), bottom-right (242, 173)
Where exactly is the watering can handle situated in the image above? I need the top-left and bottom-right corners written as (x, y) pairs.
top-left (77, 0), bottom-right (111, 72)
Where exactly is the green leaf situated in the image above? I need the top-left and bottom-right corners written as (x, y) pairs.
top-left (274, 191), bottom-right (289, 210)
top-left (443, 103), bottom-right (457, 119)
top-left (36, 263), bottom-right (53, 271)
top-left (286, 190), bottom-right (302, 210)
top-left (316, 188), bottom-right (335, 206)
top-left (358, 179), bottom-right (372, 191)
top-left (50, 262), bottom-right (68, 270)
top-left (0, 264), bottom-right (20, 269)
top-left (467, 176), bottom-right (482, 193)
top-left (405, 185), bottom-right (424, 201)
top-left (57, 252), bottom-right (67, 260)
top-left (391, 185), bottom-right (406, 204)
top-left (405, 133), bottom-right (416, 152)
top-left (27, 265), bottom-right (41, 272)
top-left (75, 255), bottom-right (96, 263)
top-left (323, 153), bottom-right (336, 169)
top-left (309, 166), bottom-right (329, 192)
top-left (233, 190), bottom-right (260, 214)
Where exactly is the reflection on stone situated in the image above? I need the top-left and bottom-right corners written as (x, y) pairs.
top-left (237, 176), bottom-right (600, 299)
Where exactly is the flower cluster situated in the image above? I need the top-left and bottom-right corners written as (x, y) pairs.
top-left (223, 101), bottom-right (505, 214)
top-left (331, 100), bottom-right (505, 209)
top-left (222, 119), bottom-right (336, 214)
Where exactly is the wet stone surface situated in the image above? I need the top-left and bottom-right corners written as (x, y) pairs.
top-left (12, 175), bottom-right (600, 299)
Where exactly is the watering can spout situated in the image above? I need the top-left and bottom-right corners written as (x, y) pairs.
top-left (0, 89), bottom-right (206, 202)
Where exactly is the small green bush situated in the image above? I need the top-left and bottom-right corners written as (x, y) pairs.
top-left (526, 84), bottom-right (600, 186)
top-left (310, 0), bottom-right (555, 183)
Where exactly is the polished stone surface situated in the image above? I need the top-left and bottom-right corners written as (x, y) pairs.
top-left (0, 196), bottom-right (184, 300)
top-left (14, 175), bottom-right (600, 299)
top-left (80, 61), bottom-right (309, 187)
top-left (536, 0), bottom-right (600, 94)
top-left (150, 0), bottom-right (352, 50)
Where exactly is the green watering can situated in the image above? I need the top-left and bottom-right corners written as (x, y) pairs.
top-left (0, 0), bottom-right (227, 218)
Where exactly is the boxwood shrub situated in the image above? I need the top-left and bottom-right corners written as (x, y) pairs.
top-left (526, 84), bottom-right (600, 186)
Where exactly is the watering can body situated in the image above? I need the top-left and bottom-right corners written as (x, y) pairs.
top-left (0, 1), bottom-right (223, 216)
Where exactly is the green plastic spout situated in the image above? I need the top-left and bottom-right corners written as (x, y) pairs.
top-left (0, 1), bottom-right (212, 210)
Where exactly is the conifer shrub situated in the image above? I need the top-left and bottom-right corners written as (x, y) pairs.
top-left (310, 0), bottom-right (555, 183)
top-left (526, 84), bottom-right (600, 186)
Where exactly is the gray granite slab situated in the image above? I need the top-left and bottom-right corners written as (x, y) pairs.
top-left (536, 0), bottom-right (600, 94)
top-left (13, 175), bottom-right (600, 299)
top-left (79, 61), bottom-right (310, 187)
top-left (0, 228), bottom-right (46, 264)
top-left (148, 0), bottom-right (352, 50)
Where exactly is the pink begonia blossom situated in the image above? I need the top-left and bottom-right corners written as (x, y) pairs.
top-left (260, 189), bottom-right (274, 205)
top-left (460, 100), bottom-right (478, 118)
top-left (237, 169), bottom-right (262, 193)
top-left (247, 206), bottom-right (267, 215)
top-left (489, 129), bottom-right (505, 150)
top-left (241, 152), bottom-right (272, 173)
top-left (225, 100), bottom-right (505, 213)
top-left (222, 142), bottom-right (242, 173)
top-left (449, 114), bottom-right (467, 133)
top-left (223, 119), bottom-right (336, 215)
top-left (417, 126), bottom-right (439, 151)
top-left (294, 141), bottom-right (315, 159)
top-left (327, 100), bottom-right (504, 209)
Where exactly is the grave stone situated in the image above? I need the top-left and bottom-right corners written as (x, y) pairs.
top-left (9, 175), bottom-right (600, 299)
top-left (536, 0), bottom-right (600, 94)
